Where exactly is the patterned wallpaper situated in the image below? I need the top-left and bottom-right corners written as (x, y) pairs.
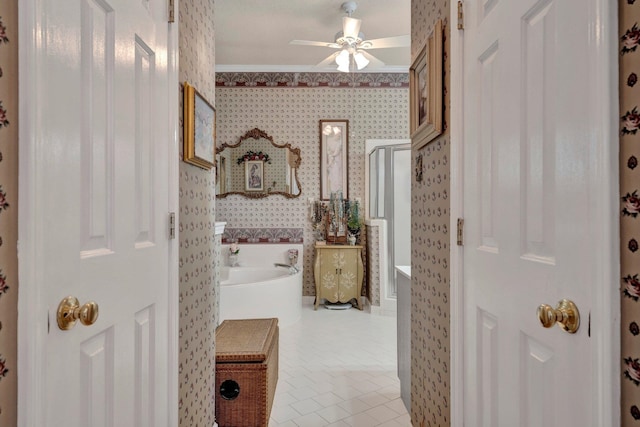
top-left (178, 1), bottom-right (218, 426)
top-left (215, 73), bottom-right (409, 296)
top-left (367, 223), bottom-right (382, 306)
top-left (0, 1), bottom-right (17, 425)
top-left (410, 0), bottom-right (451, 426)
top-left (620, 2), bottom-right (640, 425)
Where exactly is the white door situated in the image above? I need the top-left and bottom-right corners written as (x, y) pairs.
top-left (461, 0), bottom-right (617, 426)
top-left (19, 0), bottom-right (176, 426)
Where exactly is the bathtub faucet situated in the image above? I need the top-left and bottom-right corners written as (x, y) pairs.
top-left (288, 249), bottom-right (298, 267)
top-left (274, 263), bottom-right (299, 274)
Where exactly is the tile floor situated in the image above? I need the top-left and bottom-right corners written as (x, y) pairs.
top-left (269, 303), bottom-right (411, 427)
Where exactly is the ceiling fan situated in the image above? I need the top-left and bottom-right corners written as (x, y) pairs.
top-left (290, 1), bottom-right (409, 72)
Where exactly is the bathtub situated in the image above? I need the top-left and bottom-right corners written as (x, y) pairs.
top-left (219, 244), bottom-right (303, 327)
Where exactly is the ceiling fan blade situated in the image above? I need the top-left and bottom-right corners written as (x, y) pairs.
top-left (360, 35), bottom-right (410, 49)
top-left (359, 51), bottom-right (386, 68)
top-left (290, 40), bottom-right (340, 48)
top-left (315, 52), bottom-right (340, 69)
top-left (342, 16), bottom-right (361, 39)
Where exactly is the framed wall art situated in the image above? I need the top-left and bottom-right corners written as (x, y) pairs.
top-left (215, 154), bottom-right (227, 194)
top-left (410, 19), bottom-right (443, 149)
top-left (245, 160), bottom-right (264, 192)
top-left (183, 82), bottom-right (216, 169)
top-left (319, 119), bottom-right (349, 200)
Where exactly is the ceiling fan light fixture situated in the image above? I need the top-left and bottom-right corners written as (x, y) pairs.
top-left (354, 51), bottom-right (369, 70)
top-left (337, 62), bottom-right (350, 73)
top-left (336, 48), bottom-right (350, 66)
top-left (291, 1), bottom-right (408, 73)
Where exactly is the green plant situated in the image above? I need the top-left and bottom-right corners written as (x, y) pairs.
top-left (347, 200), bottom-right (362, 231)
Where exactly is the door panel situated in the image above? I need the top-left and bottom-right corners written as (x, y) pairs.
top-left (476, 309), bottom-right (497, 427)
top-left (134, 306), bottom-right (155, 427)
top-left (80, 0), bottom-right (115, 257)
top-left (519, 334), bottom-right (554, 427)
top-left (134, 35), bottom-right (156, 247)
top-left (477, 41), bottom-right (499, 252)
top-left (80, 329), bottom-right (114, 427)
top-left (339, 250), bottom-right (357, 301)
top-left (520, 0), bottom-right (556, 262)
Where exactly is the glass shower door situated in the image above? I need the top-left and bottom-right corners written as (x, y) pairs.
top-left (368, 145), bottom-right (410, 297)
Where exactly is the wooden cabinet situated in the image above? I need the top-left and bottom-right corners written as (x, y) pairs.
top-left (314, 244), bottom-right (364, 310)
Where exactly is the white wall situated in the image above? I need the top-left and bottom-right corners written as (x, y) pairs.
top-left (393, 149), bottom-right (411, 266)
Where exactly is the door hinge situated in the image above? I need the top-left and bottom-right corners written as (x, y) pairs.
top-left (457, 218), bottom-right (464, 246)
top-left (169, 212), bottom-right (176, 239)
top-left (457, 1), bottom-right (464, 30)
top-left (168, 0), bottom-right (175, 23)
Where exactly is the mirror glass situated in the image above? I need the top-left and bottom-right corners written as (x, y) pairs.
top-left (216, 128), bottom-right (302, 198)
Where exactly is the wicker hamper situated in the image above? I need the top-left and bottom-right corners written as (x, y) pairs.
top-left (215, 318), bottom-right (279, 427)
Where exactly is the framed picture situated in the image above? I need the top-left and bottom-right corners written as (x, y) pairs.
top-left (410, 19), bottom-right (443, 149)
top-left (215, 154), bottom-right (227, 194)
top-left (245, 160), bottom-right (264, 191)
top-left (319, 119), bottom-right (349, 200)
top-left (183, 82), bottom-right (215, 169)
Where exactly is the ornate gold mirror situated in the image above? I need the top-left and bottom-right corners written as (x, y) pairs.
top-left (216, 128), bottom-right (302, 198)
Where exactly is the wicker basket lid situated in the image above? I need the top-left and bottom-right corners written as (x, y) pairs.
top-left (215, 318), bottom-right (278, 363)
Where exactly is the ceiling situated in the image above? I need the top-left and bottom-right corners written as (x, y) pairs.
top-left (214, 0), bottom-right (411, 73)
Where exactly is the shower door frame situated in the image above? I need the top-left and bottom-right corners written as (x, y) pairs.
top-left (365, 139), bottom-right (410, 313)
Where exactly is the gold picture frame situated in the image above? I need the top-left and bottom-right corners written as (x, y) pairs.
top-left (410, 19), bottom-right (443, 149)
top-left (319, 119), bottom-right (349, 200)
top-left (244, 160), bottom-right (264, 192)
top-left (215, 154), bottom-right (227, 194)
top-left (183, 82), bottom-right (215, 169)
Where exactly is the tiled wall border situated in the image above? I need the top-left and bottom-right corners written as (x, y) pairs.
top-left (222, 227), bottom-right (304, 244)
top-left (216, 72), bottom-right (409, 88)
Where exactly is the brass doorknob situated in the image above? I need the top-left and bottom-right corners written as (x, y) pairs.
top-left (57, 296), bottom-right (99, 330)
top-left (537, 299), bottom-right (580, 334)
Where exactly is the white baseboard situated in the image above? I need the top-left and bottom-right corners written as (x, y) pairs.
top-left (361, 297), bottom-right (396, 317)
top-left (303, 295), bottom-right (396, 316)
top-left (369, 305), bottom-right (397, 317)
